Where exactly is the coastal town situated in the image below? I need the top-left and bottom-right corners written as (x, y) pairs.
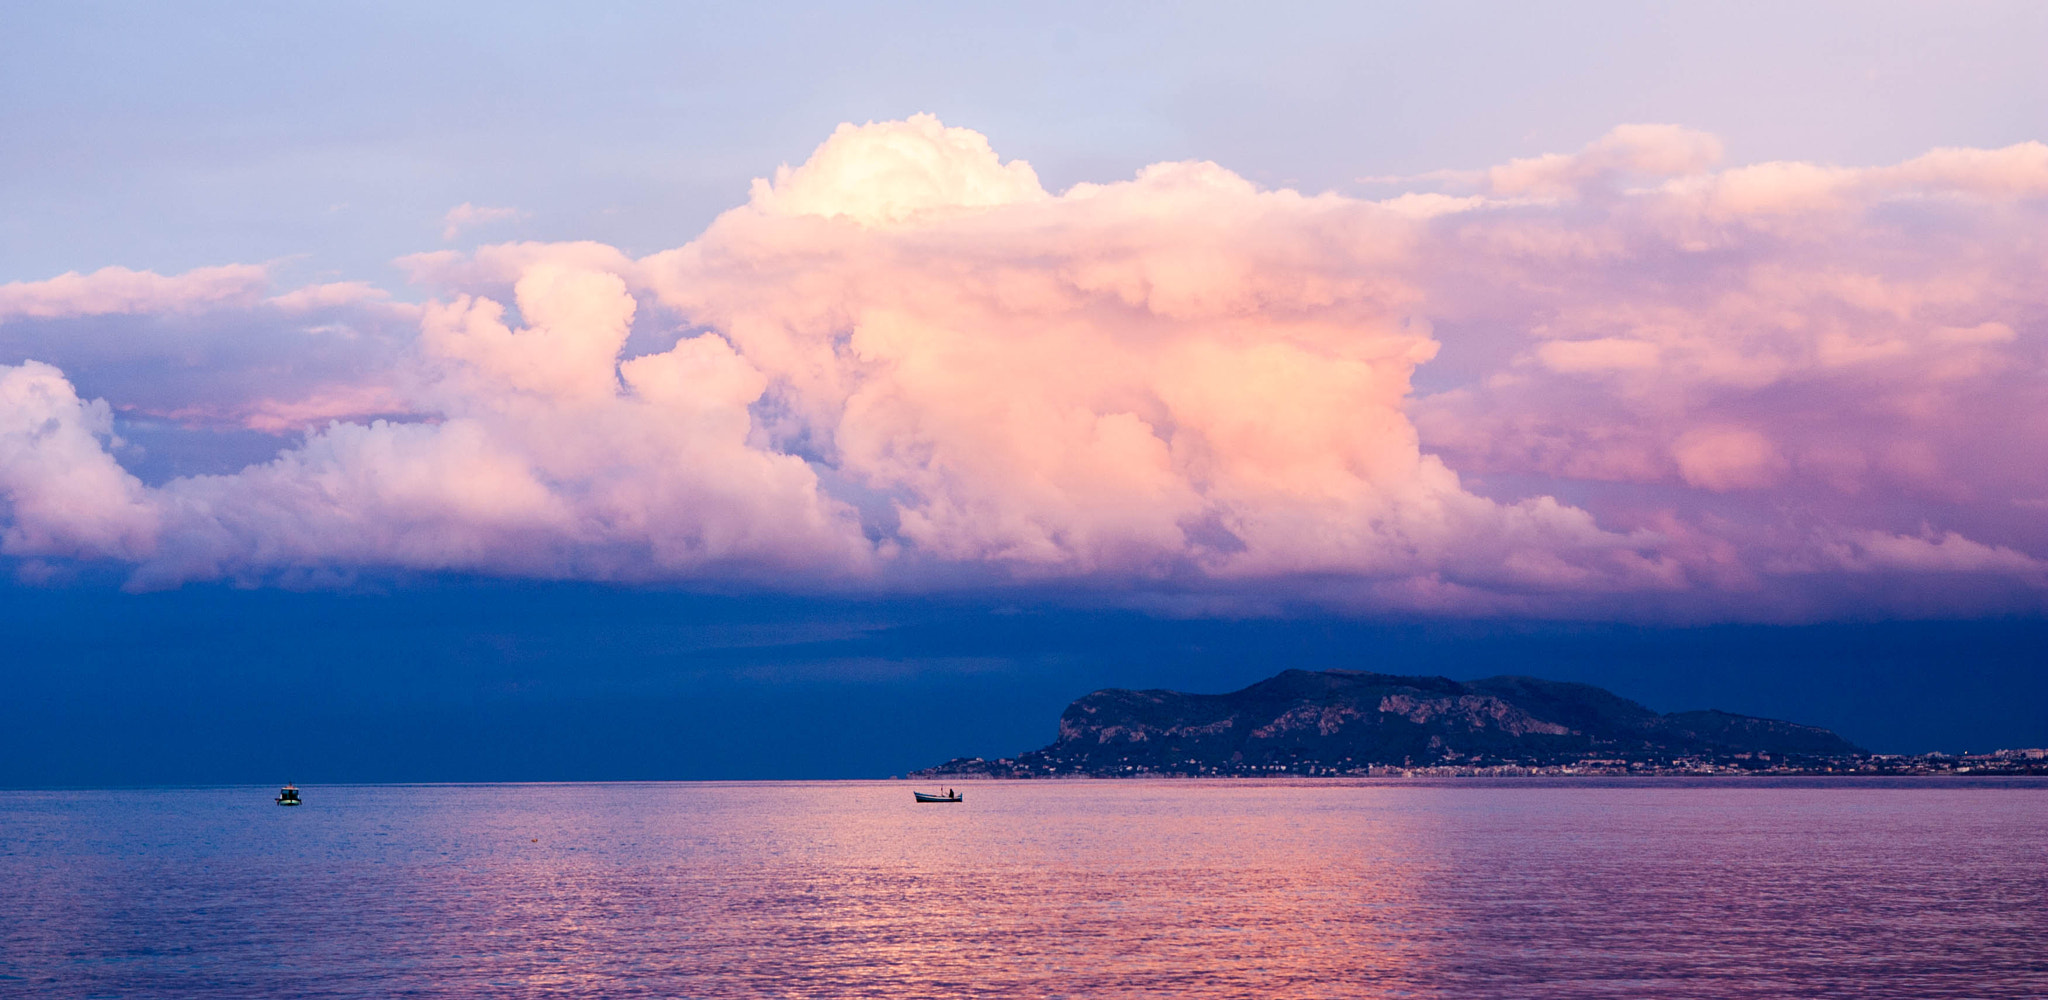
top-left (918, 747), bottom-right (2048, 780)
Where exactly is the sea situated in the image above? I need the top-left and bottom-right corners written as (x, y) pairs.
top-left (1, 779), bottom-right (2043, 999)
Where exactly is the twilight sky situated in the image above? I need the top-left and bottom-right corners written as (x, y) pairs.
top-left (3, 3), bottom-right (2045, 779)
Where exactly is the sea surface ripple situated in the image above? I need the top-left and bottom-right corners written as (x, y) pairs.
top-left (1, 779), bottom-right (2043, 998)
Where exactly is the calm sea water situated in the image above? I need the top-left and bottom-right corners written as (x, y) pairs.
top-left (1, 779), bottom-right (2042, 999)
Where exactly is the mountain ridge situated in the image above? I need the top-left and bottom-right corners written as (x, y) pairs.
top-left (919, 668), bottom-right (1864, 777)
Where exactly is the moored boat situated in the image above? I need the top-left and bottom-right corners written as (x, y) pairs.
top-left (913, 789), bottom-right (962, 803)
top-left (275, 784), bottom-right (301, 806)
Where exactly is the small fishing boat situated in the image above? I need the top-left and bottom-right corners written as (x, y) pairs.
top-left (275, 784), bottom-right (301, 806)
top-left (913, 789), bottom-right (962, 803)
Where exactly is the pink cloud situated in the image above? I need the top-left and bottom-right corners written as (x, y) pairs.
top-left (0, 267), bottom-right (425, 435)
top-left (119, 261), bottom-right (874, 588)
top-left (0, 117), bottom-right (2040, 614)
top-left (748, 113), bottom-right (1049, 227)
top-left (645, 124), bottom-right (1661, 592)
top-left (146, 384), bottom-right (416, 434)
top-left (264, 280), bottom-right (399, 313)
top-left (1670, 427), bottom-right (1787, 492)
top-left (0, 362), bottom-right (158, 562)
top-left (1820, 529), bottom-right (2045, 578)
top-left (1488, 124), bottom-right (1724, 198)
top-left (1411, 137), bottom-right (2048, 510)
top-left (441, 203), bottom-right (527, 242)
top-left (0, 265), bottom-right (268, 321)
top-left (396, 241), bottom-right (643, 297)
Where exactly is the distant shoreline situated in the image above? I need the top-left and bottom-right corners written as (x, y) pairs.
top-left (916, 668), bottom-right (2048, 782)
top-left (6, 774), bottom-right (2048, 793)
top-left (914, 752), bottom-right (2048, 781)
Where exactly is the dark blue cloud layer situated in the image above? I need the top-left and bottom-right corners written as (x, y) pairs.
top-left (3, 581), bottom-right (2041, 786)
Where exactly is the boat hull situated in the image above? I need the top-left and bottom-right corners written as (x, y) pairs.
top-left (912, 792), bottom-right (962, 803)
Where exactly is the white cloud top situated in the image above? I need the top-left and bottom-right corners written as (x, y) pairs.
top-left (748, 113), bottom-right (1049, 227)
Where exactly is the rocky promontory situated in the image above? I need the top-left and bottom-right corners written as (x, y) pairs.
top-left (917, 669), bottom-right (1874, 777)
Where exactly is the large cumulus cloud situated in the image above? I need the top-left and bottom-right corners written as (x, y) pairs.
top-left (0, 115), bottom-right (2041, 613)
top-left (1405, 126), bottom-right (2048, 603)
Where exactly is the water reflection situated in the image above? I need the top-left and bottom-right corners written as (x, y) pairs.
top-left (1, 780), bottom-right (2042, 998)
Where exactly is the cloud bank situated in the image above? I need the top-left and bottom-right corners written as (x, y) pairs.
top-left (1, 115), bottom-right (2042, 615)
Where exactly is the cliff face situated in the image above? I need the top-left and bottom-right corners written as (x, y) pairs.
top-left (926, 669), bottom-right (1862, 776)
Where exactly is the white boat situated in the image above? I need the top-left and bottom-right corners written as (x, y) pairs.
top-left (913, 789), bottom-right (962, 803)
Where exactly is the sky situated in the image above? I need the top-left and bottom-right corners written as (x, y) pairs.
top-left (3, 3), bottom-right (2045, 782)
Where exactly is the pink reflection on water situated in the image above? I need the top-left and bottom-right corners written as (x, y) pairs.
top-left (2, 780), bottom-right (2044, 997)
